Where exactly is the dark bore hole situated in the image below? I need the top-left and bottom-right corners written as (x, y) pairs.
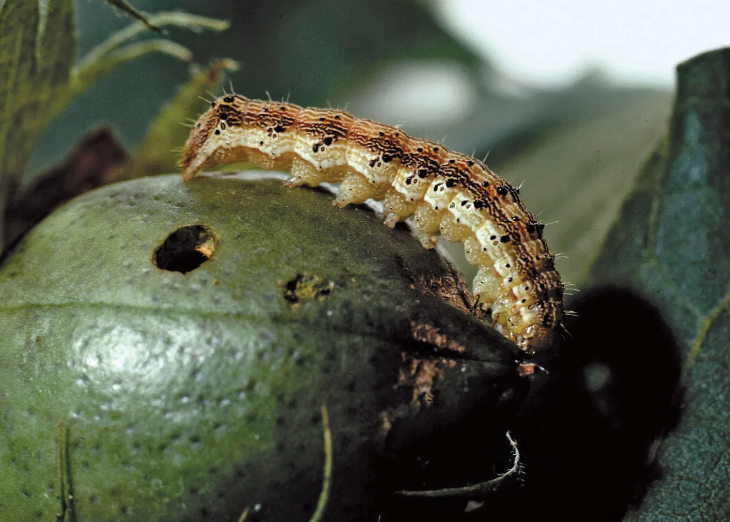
top-left (153, 225), bottom-right (220, 274)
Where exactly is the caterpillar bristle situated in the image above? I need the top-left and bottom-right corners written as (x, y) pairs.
top-left (559, 322), bottom-right (573, 339)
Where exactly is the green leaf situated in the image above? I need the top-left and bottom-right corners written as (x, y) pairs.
top-left (39, 0), bottom-right (75, 91)
top-left (63, 12), bottom-right (230, 126)
top-left (69, 39), bottom-right (194, 107)
top-left (126, 59), bottom-right (238, 179)
top-left (78, 11), bottom-right (230, 71)
top-left (588, 48), bottom-right (730, 520)
top-left (101, 0), bottom-right (162, 33)
top-left (0, 0), bottom-right (73, 246)
top-left (0, 0), bottom-right (68, 183)
top-left (0, 0), bottom-right (229, 247)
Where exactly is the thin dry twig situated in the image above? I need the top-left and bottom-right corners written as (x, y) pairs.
top-left (395, 431), bottom-right (521, 499)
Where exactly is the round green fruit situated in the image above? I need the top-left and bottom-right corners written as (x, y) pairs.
top-left (0, 172), bottom-right (526, 521)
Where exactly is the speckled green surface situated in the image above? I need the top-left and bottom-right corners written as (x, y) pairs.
top-left (0, 173), bottom-right (525, 521)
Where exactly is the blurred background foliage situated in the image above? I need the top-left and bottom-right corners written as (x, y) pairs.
top-left (23, 0), bottom-right (672, 287)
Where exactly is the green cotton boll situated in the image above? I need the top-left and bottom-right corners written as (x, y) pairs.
top-left (0, 172), bottom-right (527, 521)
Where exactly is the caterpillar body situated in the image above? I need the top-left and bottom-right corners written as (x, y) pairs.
top-left (181, 94), bottom-right (564, 355)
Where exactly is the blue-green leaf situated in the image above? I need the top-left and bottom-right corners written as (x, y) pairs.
top-left (589, 48), bottom-right (730, 521)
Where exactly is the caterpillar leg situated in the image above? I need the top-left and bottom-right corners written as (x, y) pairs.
top-left (463, 235), bottom-right (493, 266)
top-left (439, 213), bottom-right (472, 243)
top-left (247, 150), bottom-right (295, 171)
top-left (410, 229), bottom-right (438, 249)
top-left (285, 157), bottom-right (322, 187)
top-left (410, 202), bottom-right (442, 248)
top-left (334, 170), bottom-right (388, 207)
top-left (383, 189), bottom-right (419, 228)
top-left (473, 266), bottom-right (502, 313)
top-left (286, 157), bottom-right (347, 187)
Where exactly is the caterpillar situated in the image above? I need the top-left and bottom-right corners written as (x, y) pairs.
top-left (180, 94), bottom-right (564, 355)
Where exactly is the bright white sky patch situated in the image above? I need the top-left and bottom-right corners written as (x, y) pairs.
top-left (437, 0), bottom-right (730, 87)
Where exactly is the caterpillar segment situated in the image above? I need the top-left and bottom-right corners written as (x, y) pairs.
top-left (181, 94), bottom-right (564, 355)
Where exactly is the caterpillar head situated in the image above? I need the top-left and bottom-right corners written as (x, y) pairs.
top-left (181, 95), bottom-right (248, 181)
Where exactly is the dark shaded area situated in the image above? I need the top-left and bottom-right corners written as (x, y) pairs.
top-left (378, 376), bottom-right (528, 521)
top-left (462, 287), bottom-right (683, 522)
top-left (3, 127), bottom-right (127, 248)
top-left (153, 224), bottom-right (219, 273)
